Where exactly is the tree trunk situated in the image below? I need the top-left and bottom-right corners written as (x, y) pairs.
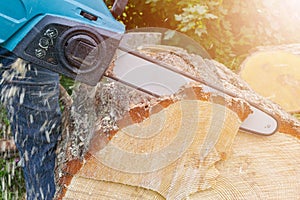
top-left (55, 43), bottom-right (300, 200)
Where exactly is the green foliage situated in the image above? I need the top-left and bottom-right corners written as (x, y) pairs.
top-left (60, 75), bottom-right (75, 95)
top-left (294, 113), bottom-right (300, 121)
top-left (174, 3), bottom-right (217, 36)
top-left (0, 105), bottom-right (25, 199)
top-left (0, 105), bottom-right (10, 138)
top-left (111, 0), bottom-right (300, 71)
top-left (0, 158), bottom-right (25, 200)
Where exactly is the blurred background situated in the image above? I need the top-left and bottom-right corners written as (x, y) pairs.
top-left (105, 0), bottom-right (300, 70)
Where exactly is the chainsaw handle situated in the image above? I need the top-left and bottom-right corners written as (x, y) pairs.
top-left (111, 0), bottom-right (128, 18)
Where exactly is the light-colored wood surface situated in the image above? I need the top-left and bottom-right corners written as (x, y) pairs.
top-left (62, 99), bottom-right (244, 199)
top-left (62, 131), bottom-right (300, 200)
top-left (62, 178), bottom-right (164, 200)
top-left (56, 43), bottom-right (300, 200)
top-left (190, 131), bottom-right (300, 199)
top-left (60, 99), bottom-right (300, 199)
top-left (240, 50), bottom-right (300, 113)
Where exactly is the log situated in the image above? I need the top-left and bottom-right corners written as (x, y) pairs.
top-left (240, 44), bottom-right (300, 113)
top-left (60, 132), bottom-right (300, 199)
top-left (190, 131), bottom-right (300, 199)
top-left (57, 86), bottom-right (251, 200)
top-left (55, 44), bottom-right (300, 199)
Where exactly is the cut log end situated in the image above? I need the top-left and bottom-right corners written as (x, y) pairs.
top-left (55, 43), bottom-right (300, 199)
top-left (56, 83), bottom-right (252, 199)
top-left (240, 50), bottom-right (300, 113)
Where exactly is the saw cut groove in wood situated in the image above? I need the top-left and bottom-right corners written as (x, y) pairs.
top-left (59, 92), bottom-right (248, 200)
top-left (240, 46), bottom-right (300, 113)
top-left (136, 45), bottom-right (300, 138)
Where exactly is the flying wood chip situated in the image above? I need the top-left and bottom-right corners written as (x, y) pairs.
top-left (55, 44), bottom-right (300, 200)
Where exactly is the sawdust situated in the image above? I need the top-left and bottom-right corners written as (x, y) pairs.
top-left (55, 43), bottom-right (300, 197)
top-left (0, 59), bottom-right (29, 199)
top-left (0, 59), bottom-right (28, 106)
top-left (56, 44), bottom-right (300, 175)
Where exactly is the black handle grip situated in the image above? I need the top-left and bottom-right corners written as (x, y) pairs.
top-left (111, 0), bottom-right (128, 18)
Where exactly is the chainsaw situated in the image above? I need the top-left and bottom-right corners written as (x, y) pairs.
top-left (0, 0), bottom-right (278, 135)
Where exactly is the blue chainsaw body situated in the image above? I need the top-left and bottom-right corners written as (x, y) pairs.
top-left (0, 0), bottom-right (125, 85)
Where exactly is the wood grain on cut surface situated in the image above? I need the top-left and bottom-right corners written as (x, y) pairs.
top-left (59, 97), bottom-right (300, 200)
top-left (62, 177), bottom-right (164, 200)
top-left (190, 131), bottom-right (300, 199)
top-left (240, 50), bottom-right (300, 113)
top-left (56, 43), bottom-right (300, 200)
top-left (62, 99), bottom-right (244, 200)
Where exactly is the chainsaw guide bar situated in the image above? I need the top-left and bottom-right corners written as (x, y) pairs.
top-left (110, 38), bottom-right (278, 136)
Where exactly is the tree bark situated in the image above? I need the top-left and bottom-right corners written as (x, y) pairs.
top-left (55, 44), bottom-right (300, 200)
top-left (57, 86), bottom-right (251, 200)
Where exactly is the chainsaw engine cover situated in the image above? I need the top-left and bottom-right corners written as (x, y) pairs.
top-left (13, 15), bottom-right (121, 85)
top-left (0, 0), bottom-right (126, 85)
